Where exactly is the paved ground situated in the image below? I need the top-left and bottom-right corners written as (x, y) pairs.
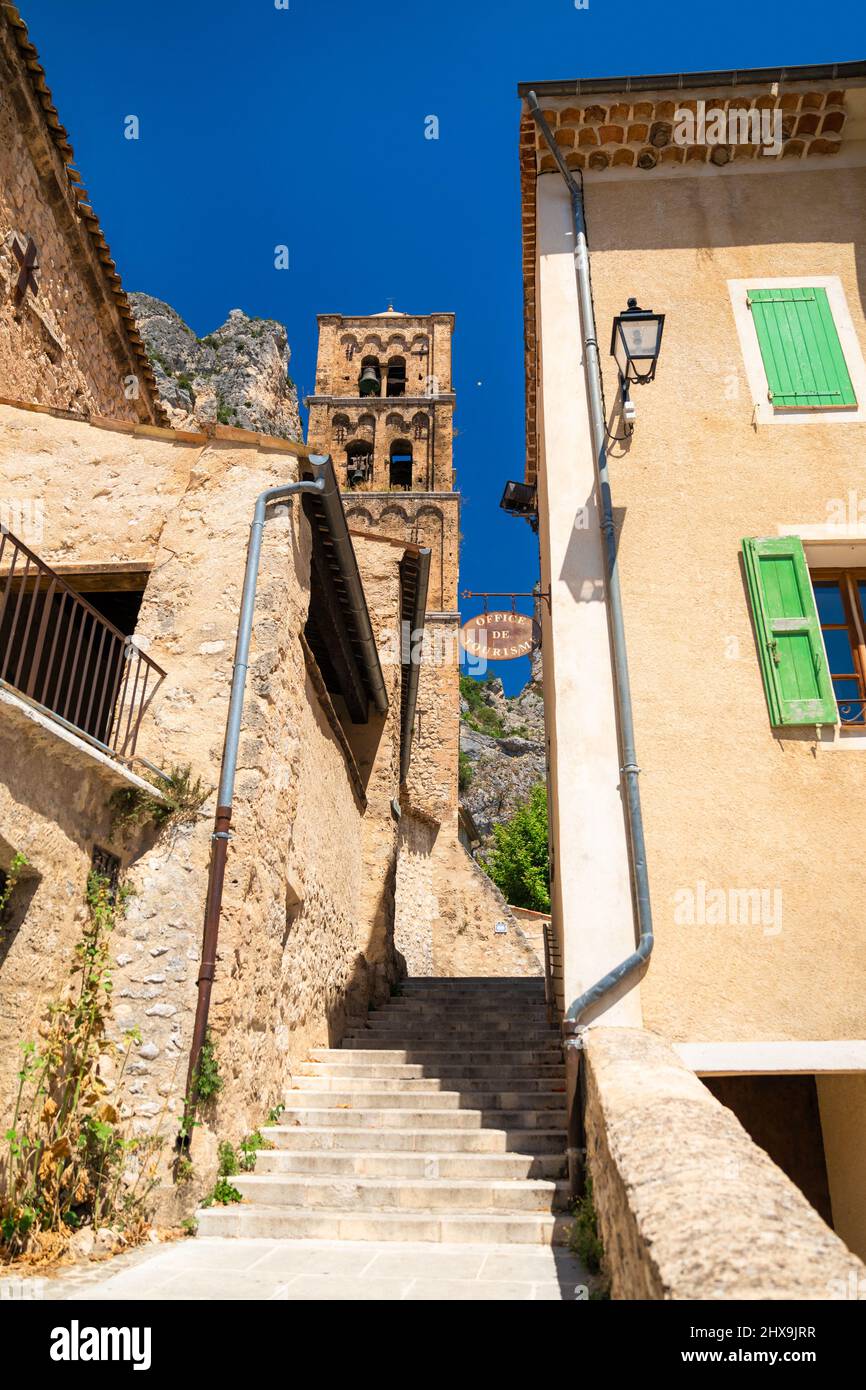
top-left (1, 1238), bottom-right (592, 1301)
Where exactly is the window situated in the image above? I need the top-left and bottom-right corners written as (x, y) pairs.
top-left (812, 573), bottom-right (866, 725)
top-left (743, 536), bottom-right (837, 727)
top-left (748, 287), bottom-right (856, 410)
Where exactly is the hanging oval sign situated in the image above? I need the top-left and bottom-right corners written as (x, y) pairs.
top-left (459, 611), bottom-right (539, 661)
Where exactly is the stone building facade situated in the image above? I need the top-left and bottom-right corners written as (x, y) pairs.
top-left (0, 6), bottom-right (164, 424)
top-left (0, 4), bottom-right (540, 1232)
top-left (0, 401), bottom-right (419, 1207)
top-left (519, 63), bottom-right (866, 1264)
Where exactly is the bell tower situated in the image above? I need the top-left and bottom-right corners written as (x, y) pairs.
top-left (306, 308), bottom-right (458, 613)
top-left (307, 309), bottom-right (461, 977)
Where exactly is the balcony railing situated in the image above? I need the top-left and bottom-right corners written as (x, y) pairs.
top-left (0, 527), bottom-right (165, 759)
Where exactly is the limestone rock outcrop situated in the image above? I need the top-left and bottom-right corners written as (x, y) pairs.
top-left (459, 676), bottom-right (546, 843)
top-left (129, 293), bottom-right (302, 440)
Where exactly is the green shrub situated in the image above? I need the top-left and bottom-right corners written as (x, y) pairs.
top-left (201, 1176), bottom-right (242, 1208)
top-left (238, 1130), bottom-right (271, 1172)
top-left (568, 1178), bottom-right (605, 1275)
top-left (217, 1141), bottom-right (238, 1177)
top-left (459, 674), bottom-right (505, 737)
top-left (484, 784), bottom-right (550, 912)
top-left (458, 750), bottom-right (473, 792)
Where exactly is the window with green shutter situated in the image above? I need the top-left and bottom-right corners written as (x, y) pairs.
top-left (743, 536), bottom-right (838, 727)
top-left (747, 287), bottom-right (856, 409)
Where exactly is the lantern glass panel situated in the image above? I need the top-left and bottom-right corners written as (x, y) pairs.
top-left (621, 317), bottom-right (661, 363)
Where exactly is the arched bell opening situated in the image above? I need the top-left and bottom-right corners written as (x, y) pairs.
top-left (346, 440), bottom-right (373, 488)
top-left (389, 439), bottom-right (413, 491)
top-left (358, 357), bottom-right (381, 397)
top-left (386, 356), bottom-right (407, 398)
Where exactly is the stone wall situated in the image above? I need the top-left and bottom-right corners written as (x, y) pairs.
top-left (0, 12), bottom-right (163, 423)
top-left (313, 312), bottom-right (454, 398)
top-left (0, 402), bottom-right (407, 1212)
top-left (344, 499), bottom-right (459, 614)
top-left (583, 1027), bottom-right (866, 1299)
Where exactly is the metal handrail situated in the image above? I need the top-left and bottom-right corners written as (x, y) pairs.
top-left (542, 921), bottom-right (556, 1027)
top-left (0, 526), bottom-right (165, 758)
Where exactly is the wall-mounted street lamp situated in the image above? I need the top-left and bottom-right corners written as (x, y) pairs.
top-left (610, 298), bottom-right (665, 434)
top-left (500, 480), bottom-right (538, 531)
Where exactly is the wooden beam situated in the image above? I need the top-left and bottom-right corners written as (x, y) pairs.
top-left (308, 539), bottom-right (369, 723)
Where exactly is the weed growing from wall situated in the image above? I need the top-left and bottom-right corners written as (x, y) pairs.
top-left (568, 1177), bottom-right (605, 1274)
top-left (193, 1030), bottom-right (223, 1103)
top-left (200, 1140), bottom-right (242, 1207)
top-left (109, 762), bottom-right (211, 837)
top-left (0, 851), bottom-right (28, 944)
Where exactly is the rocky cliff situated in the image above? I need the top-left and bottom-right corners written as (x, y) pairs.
top-left (129, 293), bottom-right (302, 440)
top-left (459, 676), bottom-right (546, 844)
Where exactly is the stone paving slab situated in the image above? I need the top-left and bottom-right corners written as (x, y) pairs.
top-left (0, 1237), bottom-right (591, 1302)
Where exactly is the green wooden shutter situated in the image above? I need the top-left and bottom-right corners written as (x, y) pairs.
top-left (743, 536), bottom-right (838, 727)
top-left (747, 287), bottom-right (856, 408)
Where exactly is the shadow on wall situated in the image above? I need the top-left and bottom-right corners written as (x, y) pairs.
top-left (557, 490), bottom-right (627, 605)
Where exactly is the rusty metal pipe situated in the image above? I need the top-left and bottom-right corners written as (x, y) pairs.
top-left (182, 475), bottom-right (325, 1131)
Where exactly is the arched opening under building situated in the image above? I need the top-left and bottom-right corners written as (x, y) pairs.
top-left (389, 440), bottom-right (413, 490)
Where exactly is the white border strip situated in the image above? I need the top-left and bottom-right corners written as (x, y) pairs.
top-left (675, 1040), bottom-right (866, 1075)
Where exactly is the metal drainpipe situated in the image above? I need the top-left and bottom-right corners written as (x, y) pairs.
top-left (527, 92), bottom-right (654, 1180)
top-left (182, 473), bottom-right (325, 1135)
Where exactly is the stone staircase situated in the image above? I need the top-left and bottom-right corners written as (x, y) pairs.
top-left (197, 977), bottom-right (570, 1244)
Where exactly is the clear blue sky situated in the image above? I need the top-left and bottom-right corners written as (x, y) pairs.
top-left (24, 0), bottom-right (866, 692)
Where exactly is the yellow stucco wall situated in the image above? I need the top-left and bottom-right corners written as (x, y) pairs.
top-left (817, 1074), bottom-right (866, 1263)
top-left (579, 160), bottom-right (866, 1042)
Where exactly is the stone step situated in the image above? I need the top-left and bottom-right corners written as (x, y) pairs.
top-left (253, 1149), bottom-right (566, 1180)
top-left (366, 1014), bottom-right (553, 1026)
top-left (281, 1088), bottom-right (566, 1111)
top-left (299, 1060), bottom-right (565, 1081)
top-left (329, 1046), bottom-right (563, 1065)
top-left (195, 1206), bottom-right (570, 1245)
top-left (400, 978), bottom-right (543, 989)
top-left (229, 1173), bottom-right (569, 1214)
top-left (380, 1001), bottom-right (551, 1015)
top-left (261, 1126), bottom-right (566, 1154)
top-left (291, 1074), bottom-right (566, 1097)
top-left (271, 1107), bottom-right (566, 1130)
top-left (339, 1039), bottom-right (561, 1056)
top-left (340, 1034), bottom-right (561, 1045)
top-left (347, 1018), bottom-right (558, 1034)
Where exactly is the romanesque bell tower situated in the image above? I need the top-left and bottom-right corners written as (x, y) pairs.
top-left (306, 308), bottom-right (458, 613)
top-left (307, 310), bottom-right (462, 973)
